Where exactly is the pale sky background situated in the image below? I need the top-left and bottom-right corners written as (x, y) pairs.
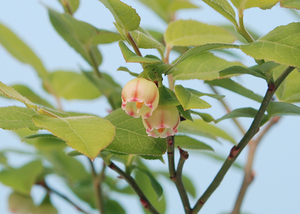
top-left (0, 0), bottom-right (299, 214)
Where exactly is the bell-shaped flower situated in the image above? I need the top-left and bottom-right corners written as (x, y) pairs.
top-left (121, 78), bottom-right (159, 118)
top-left (142, 105), bottom-right (180, 138)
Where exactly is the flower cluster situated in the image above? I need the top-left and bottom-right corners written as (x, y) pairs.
top-left (121, 77), bottom-right (179, 138)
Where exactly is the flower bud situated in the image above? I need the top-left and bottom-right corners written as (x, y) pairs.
top-left (122, 78), bottom-right (159, 118)
top-left (142, 105), bottom-right (180, 138)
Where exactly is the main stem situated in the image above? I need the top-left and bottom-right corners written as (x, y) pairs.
top-left (191, 66), bottom-right (295, 213)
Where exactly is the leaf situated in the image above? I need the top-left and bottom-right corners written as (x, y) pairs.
top-left (0, 106), bottom-right (40, 131)
top-left (158, 86), bottom-right (180, 106)
top-left (135, 170), bottom-right (166, 214)
top-left (99, 0), bottom-right (141, 31)
top-left (47, 71), bottom-right (101, 100)
top-left (170, 43), bottom-right (239, 69)
top-left (175, 135), bottom-right (214, 151)
top-left (187, 88), bottom-right (225, 100)
top-left (22, 134), bottom-right (66, 151)
top-left (117, 66), bottom-right (139, 77)
top-left (105, 109), bottom-right (167, 156)
top-left (131, 29), bottom-right (164, 49)
top-left (0, 160), bottom-right (43, 194)
top-left (0, 22), bottom-right (48, 78)
top-left (240, 22), bottom-right (300, 67)
top-left (191, 111), bottom-right (215, 122)
top-left (280, 0), bottom-right (300, 9)
top-left (0, 82), bottom-right (37, 109)
top-left (133, 165), bottom-right (163, 200)
top-left (82, 71), bottom-right (122, 110)
top-left (164, 20), bottom-right (236, 47)
top-left (273, 65), bottom-right (300, 102)
top-left (179, 119), bottom-right (236, 144)
top-left (215, 107), bottom-right (264, 123)
top-left (92, 29), bottom-right (123, 44)
top-left (57, 0), bottom-right (80, 13)
top-left (104, 176), bottom-right (134, 195)
top-left (32, 194), bottom-right (58, 214)
top-left (230, 0), bottom-right (279, 10)
top-left (9, 192), bottom-right (35, 214)
top-left (266, 101), bottom-right (300, 118)
top-left (33, 114), bottom-right (115, 160)
top-left (48, 9), bottom-right (102, 66)
top-left (11, 85), bottom-right (53, 108)
top-left (168, 1), bottom-right (199, 12)
top-left (175, 85), bottom-right (212, 110)
top-left (202, 0), bottom-right (237, 26)
top-left (42, 151), bottom-right (89, 182)
top-left (105, 199), bottom-right (126, 214)
top-left (137, 0), bottom-right (173, 23)
top-left (205, 78), bottom-right (264, 102)
top-left (173, 52), bottom-right (242, 80)
top-left (118, 41), bottom-right (161, 64)
top-left (177, 105), bottom-right (193, 121)
top-left (219, 65), bottom-right (267, 80)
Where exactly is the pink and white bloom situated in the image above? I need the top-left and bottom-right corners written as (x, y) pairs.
top-left (142, 105), bottom-right (180, 138)
top-left (121, 78), bottom-right (159, 118)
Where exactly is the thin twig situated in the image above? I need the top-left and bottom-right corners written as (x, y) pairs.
top-left (89, 159), bottom-right (105, 214)
top-left (107, 161), bottom-right (160, 214)
top-left (191, 66), bottom-right (295, 213)
top-left (167, 136), bottom-right (176, 178)
top-left (62, 0), bottom-right (74, 15)
top-left (231, 116), bottom-right (280, 214)
top-left (176, 147), bottom-right (191, 214)
top-left (38, 180), bottom-right (90, 214)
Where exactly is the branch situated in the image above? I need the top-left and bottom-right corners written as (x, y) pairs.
top-left (231, 116), bottom-right (280, 214)
top-left (167, 136), bottom-right (176, 178)
top-left (38, 180), bottom-right (90, 214)
top-left (89, 159), bottom-right (105, 214)
top-left (126, 31), bottom-right (142, 57)
top-left (191, 66), bottom-right (295, 213)
top-left (107, 161), bottom-right (160, 214)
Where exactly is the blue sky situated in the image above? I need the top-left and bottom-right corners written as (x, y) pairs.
top-left (0, 0), bottom-right (299, 213)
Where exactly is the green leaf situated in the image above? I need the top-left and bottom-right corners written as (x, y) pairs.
top-left (82, 71), bottom-right (122, 110)
top-left (119, 41), bottom-right (161, 64)
top-left (105, 109), bottom-right (167, 156)
top-left (42, 151), bottom-right (89, 182)
top-left (105, 199), bottom-right (126, 214)
top-left (273, 65), bottom-right (300, 102)
top-left (57, 0), bottom-right (80, 14)
top-left (32, 194), bottom-right (58, 214)
top-left (47, 71), bottom-right (101, 100)
top-left (177, 105), bottom-right (193, 121)
top-left (191, 111), bottom-right (215, 122)
top-left (215, 107), bottom-right (263, 123)
top-left (179, 119), bottom-right (236, 144)
top-left (22, 134), bottom-right (66, 151)
top-left (219, 65), bottom-right (267, 80)
top-left (187, 88), bottom-right (225, 100)
top-left (133, 165), bottom-right (163, 200)
top-left (104, 176), bottom-right (134, 195)
top-left (48, 9), bottom-right (102, 67)
top-left (173, 52), bottom-right (242, 80)
top-left (137, 0), bottom-right (173, 23)
top-left (205, 78), bottom-right (264, 102)
top-left (202, 0), bottom-right (237, 26)
top-left (0, 106), bottom-right (40, 131)
top-left (267, 101), bottom-right (300, 118)
top-left (168, 1), bottom-right (199, 12)
top-left (135, 170), bottom-right (166, 214)
top-left (175, 85), bottom-right (212, 110)
top-left (169, 43), bottom-right (239, 70)
top-left (131, 29), bottom-right (164, 49)
top-left (0, 22), bottom-right (48, 78)
top-left (9, 192), bottom-right (35, 214)
top-left (0, 81), bottom-right (37, 109)
top-left (0, 160), bottom-right (43, 194)
top-left (158, 86), bottom-right (180, 106)
top-left (175, 135), bottom-right (214, 151)
top-left (280, 0), bottom-right (300, 9)
top-left (117, 66), bottom-right (139, 77)
top-left (99, 0), bottom-right (141, 31)
top-left (230, 0), bottom-right (279, 10)
top-left (92, 29), bottom-right (123, 44)
top-left (11, 85), bottom-right (53, 108)
top-left (165, 20), bottom-right (236, 47)
top-left (240, 22), bottom-right (300, 67)
top-left (32, 114), bottom-right (115, 160)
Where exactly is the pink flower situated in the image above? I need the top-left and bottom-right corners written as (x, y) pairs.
top-left (142, 105), bottom-right (180, 138)
top-left (121, 78), bottom-right (159, 118)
